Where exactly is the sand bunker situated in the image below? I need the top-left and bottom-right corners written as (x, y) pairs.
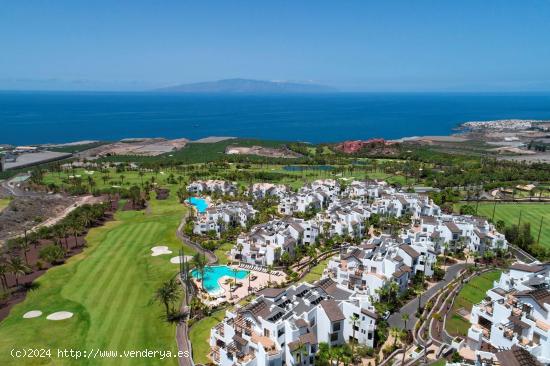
top-left (46, 311), bottom-right (73, 320)
top-left (151, 246), bottom-right (172, 256)
top-left (170, 255), bottom-right (193, 264)
top-left (23, 310), bottom-right (42, 319)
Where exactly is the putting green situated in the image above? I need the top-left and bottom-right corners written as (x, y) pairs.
top-left (0, 196), bottom-right (191, 365)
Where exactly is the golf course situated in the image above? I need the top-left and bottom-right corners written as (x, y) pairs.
top-left (475, 202), bottom-right (550, 247)
top-left (0, 192), bottom-right (191, 365)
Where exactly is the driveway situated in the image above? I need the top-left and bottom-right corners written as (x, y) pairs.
top-left (388, 263), bottom-right (466, 330)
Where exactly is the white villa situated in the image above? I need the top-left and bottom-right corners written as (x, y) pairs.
top-left (193, 202), bottom-right (257, 237)
top-left (278, 179), bottom-right (340, 215)
top-left (187, 180), bottom-right (238, 196)
top-left (232, 218), bottom-right (319, 266)
top-left (324, 236), bottom-right (436, 299)
top-left (315, 198), bottom-right (371, 239)
top-left (249, 183), bottom-right (289, 200)
top-left (419, 214), bottom-right (508, 254)
top-left (209, 279), bottom-right (378, 366)
top-left (343, 179), bottom-right (394, 201)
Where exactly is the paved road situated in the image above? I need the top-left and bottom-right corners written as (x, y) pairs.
top-left (388, 263), bottom-right (466, 330)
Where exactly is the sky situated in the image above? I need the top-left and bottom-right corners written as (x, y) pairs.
top-left (1, 1), bottom-right (550, 92)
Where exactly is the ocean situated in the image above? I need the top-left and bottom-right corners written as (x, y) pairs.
top-left (2, 91), bottom-right (550, 145)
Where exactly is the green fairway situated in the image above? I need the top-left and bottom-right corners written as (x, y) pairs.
top-left (475, 203), bottom-right (550, 248)
top-left (0, 193), bottom-right (192, 365)
top-left (446, 270), bottom-right (501, 337)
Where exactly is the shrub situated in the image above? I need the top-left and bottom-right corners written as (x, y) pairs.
top-left (39, 245), bottom-right (65, 264)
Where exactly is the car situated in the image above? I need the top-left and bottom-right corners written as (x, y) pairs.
top-left (382, 311), bottom-right (391, 320)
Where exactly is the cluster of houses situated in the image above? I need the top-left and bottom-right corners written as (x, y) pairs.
top-left (187, 179), bottom-right (238, 196)
top-left (186, 179), bottom-right (515, 365)
top-left (209, 278), bottom-right (378, 366)
top-left (188, 179), bottom-right (508, 265)
top-left (464, 262), bottom-right (549, 365)
top-left (192, 201), bottom-right (257, 236)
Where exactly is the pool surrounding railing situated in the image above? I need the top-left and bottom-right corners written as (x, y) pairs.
top-left (191, 265), bottom-right (249, 295)
top-left (186, 196), bottom-right (208, 213)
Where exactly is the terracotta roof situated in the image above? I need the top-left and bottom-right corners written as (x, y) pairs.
top-left (445, 221), bottom-right (461, 233)
top-left (258, 287), bottom-right (286, 298)
top-left (320, 300), bottom-right (345, 322)
top-left (399, 245), bottom-right (420, 259)
top-left (288, 333), bottom-right (318, 351)
top-left (515, 289), bottom-right (550, 309)
top-left (241, 299), bottom-right (271, 320)
top-left (295, 318), bottom-right (308, 328)
top-left (361, 308), bottom-right (378, 319)
top-left (510, 263), bottom-right (544, 273)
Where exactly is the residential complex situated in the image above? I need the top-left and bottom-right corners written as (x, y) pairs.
top-left (193, 201), bottom-right (257, 237)
top-left (232, 217), bottom-right (319, 265)
top-left (187, 179), bottom-right (238, 196)
top-left (210, 278), bottom-right (378, 366)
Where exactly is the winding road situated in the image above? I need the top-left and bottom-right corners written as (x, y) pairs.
top-left (388, 262), bottom-right (466, 330)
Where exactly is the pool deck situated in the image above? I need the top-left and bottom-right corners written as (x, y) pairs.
top-left (192, 264), bottom-right (287, 306)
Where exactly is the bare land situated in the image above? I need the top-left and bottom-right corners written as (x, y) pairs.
top-left (77, 138), bottom-right (188, 157)
top-left (225, 145), bottom-right (302, 158)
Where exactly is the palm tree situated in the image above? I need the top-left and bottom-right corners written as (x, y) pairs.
top-left (153, 277), bottom-right (181, 319)
top-left (192, 253), bottom-right (208, 291)
top-left (236, 243), bottom-right (244, 261)
top-left (19, 238), bottom-right (30, 265)
top-left (0, 261), bottom-right (9, 290)
top-left (7, 256), bottom-right (30, 287)
top-left (293, 341), bottom-right (307, 365)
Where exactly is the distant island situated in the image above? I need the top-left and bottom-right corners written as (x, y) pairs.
top-left (154, 78), bottom-right (337, 94)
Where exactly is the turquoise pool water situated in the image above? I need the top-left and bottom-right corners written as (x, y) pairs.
top-left (187, 197), bottom-right (208, 213)
top-left (191, 265), bottom-right (249, 295)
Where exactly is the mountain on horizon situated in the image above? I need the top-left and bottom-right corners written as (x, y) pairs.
top-left (154, 78), bottom-right (337, 94)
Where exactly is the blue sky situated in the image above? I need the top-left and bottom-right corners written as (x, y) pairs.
top-left (1, 1), bottom-right (549, 91)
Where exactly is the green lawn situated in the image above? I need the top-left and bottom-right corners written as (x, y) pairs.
top-left (446, 270), bottom-right (501, 337)
top-left (214, 242), bottom-right (234, 265)
top-left (189, 309), bottom-right (226, 364)
top-left (0, 193), bottom-right (193, 365)
top-left (301, 258), bottom-right (330, 283)
top-left (475, 202), bottom-right (550, 248)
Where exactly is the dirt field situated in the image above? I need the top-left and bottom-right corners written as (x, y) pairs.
top-left (225, 145), bottom-right (302, 158)
top-left (78, 138), bottom-right (188, 157)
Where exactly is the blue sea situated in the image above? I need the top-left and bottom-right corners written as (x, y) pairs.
top-left (2, 91), bottom-right (550, 145)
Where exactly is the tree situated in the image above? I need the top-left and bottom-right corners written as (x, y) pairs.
top-left (192, 253), bottom-right (208, 291)
top-left (7, 257), bottom-right (30, 287)
top-left (459, 204), bottom-right (476, 216)
top-left (0, 261), bottom-right (9, 291)
top-left (153, 277), bottom-right (181, 319)
top-left (39, 245), bottom-right (66, 265)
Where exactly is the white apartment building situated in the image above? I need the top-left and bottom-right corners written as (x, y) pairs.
top-left (249, 183), bottom-right (289, 200)
top-left (209, 279), bottom-right (378, 366)
top-left (187, 180), bottom-right (238, 196)
top-left (467, 262), bottom-right (550, 364)
top-left (232, 218), bottom-right (319, 265)
top-left (193, 201), bottom-right (257, 237)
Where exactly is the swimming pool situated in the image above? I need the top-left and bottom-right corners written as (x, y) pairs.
top-left (186, 197), bottom-right (208, 213)
top-left (191, 265), bottom-right (249, 295)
